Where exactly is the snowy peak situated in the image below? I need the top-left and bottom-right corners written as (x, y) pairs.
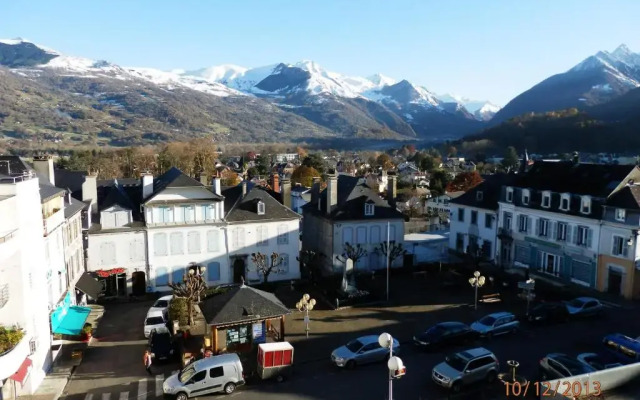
top-left (367, 73), bottom-right (396, 87)
top-left (184, 64), bottom-right (248, 83)
top-left (378, 80), bottom-right (441, 107)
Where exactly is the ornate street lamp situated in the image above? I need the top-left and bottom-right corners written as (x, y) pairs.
top-left (379, 332), bottom-right (405, 400)
top-left (296, 293), bottom-right (316, 338)
top-left (469, 270), bottom-right (486, 310)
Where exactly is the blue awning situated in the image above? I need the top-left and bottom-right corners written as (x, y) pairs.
top-left (52, 306), bottom-right (91, 335)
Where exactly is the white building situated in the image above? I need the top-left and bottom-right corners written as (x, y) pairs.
top-left (0, 157), bottom-right (54, 399)
top-left (290, 184), bottom-right (310, 215)
top-left (426, 191), bottom-right (465, 217)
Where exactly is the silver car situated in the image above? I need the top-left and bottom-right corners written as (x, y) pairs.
top-left (470, 312), bottom-right (519, 338)
top-left (432, 347), bottom-right (499, 393)
top-left (331, 335), bottom-right (400, 369)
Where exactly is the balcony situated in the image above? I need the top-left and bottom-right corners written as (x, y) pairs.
top-left (0, 329), bottom-right (29, 381)
top-left (43, 208), bottom-right (64, 236)
top-left (498, 227), bottom-right (513, 240)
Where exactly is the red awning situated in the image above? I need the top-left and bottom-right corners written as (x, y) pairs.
top-left (10, 357), bottom-right (32, 384)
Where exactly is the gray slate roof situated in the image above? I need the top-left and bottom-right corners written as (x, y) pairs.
top-left (0, 156), bottom-right (33, 178)
top-left (222, 183), bottom-right (300, 223)
top-left (199, 285), bottom-right (290, 326)
top-left (64, 195), bottom-right (86, 218)
top-left (451, 174), bottom-right (515, 211)
top-left (606, 184), bottom-right (640, 210)
top-left (145, 167), bottom-right (223, 203)
top-left (39, 182), bottom-right (65, 203)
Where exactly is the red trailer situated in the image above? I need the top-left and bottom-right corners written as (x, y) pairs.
top-left (257, 342), bottom-right (294, 382)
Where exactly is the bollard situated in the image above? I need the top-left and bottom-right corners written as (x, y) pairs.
top-left (507, 360), bottom-right (519, 382)
top-left (336, 298), bottom-right (339, 309)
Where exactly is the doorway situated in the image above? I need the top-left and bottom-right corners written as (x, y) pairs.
top-left (132, 271), bottom-right (146, 296)
top-left (608, 269), bottom-right (623, 296)
top-left (233, 258), bottom-right (246, 284)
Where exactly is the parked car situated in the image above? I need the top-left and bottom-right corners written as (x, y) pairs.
top-left (331, 335), bottom-right (400, 369)
top-left (539, 353), bottom-right (595, 380)
top-left (603, 333), bottom-right (640, 364)
top-left (526, 302), bottom-right (569, 324)
top-left (432, 347), bottom-right (499, 393)
top-left (564, 297), bottom-right (605, 318)
top-left (470, 312), bottom-right (519, 338)
top-left (148, 329), bottom-right (175, 362)
top-left (577, 352), bottom-right (623, 371)
top-left (144, 309), bottom-right (168, 338)
top-left (163, 353), bottom-right (245, 398)
top-left (148, 295), bottom-right (173, 315)
top-left (413, 322), bottom-right (478, 350)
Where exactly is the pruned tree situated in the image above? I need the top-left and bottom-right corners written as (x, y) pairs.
top-left (251, 252), bottom-right (284, 283)
top-left (168, 262), bottom-right (208, 326)
top-left (336, 242), bottom-right (368, 266)
top-left (376, 241), bottom-right (407, 266)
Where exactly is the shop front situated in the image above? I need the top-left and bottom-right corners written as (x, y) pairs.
top-left (50, 292), bottom-right (91, 336)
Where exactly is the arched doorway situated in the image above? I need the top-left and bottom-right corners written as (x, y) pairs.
top-left (132, 271), bottom-right (146, 296)
top-left (233, 258), bottom-right (246, 284)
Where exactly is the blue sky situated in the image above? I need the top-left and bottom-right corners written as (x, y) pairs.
top-left (1, 0), bottom-right (639, 105)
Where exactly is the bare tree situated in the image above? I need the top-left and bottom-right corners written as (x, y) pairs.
top-left (336, 242), bottom-right (368, 266)
top-left (251, 252), bottom-right (284, 283)
top-left (168, 262), bottom-right (208, 326)
top-left (376, 241), bottom-right (407, 266)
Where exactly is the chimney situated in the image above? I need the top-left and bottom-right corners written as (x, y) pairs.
top-left (326, 169), bottom-right (338, 215)
top-left (387, 171), bottom-right (397, 208)
top-left (212, 177), bottom-right (221, 196)
top-left (199, 173), bottom-right (208, 185)
top-left (242, 181), bottom-right (247, 198)
top-left (281, 178), bottom-right (292, 209)
top-left (142, 173), bottom-right (154, 200)
top-left (311, 177), bottom-right (321, 208)
top-left (33, 155), bottom-right (55, 186)
top-left (66, 190), bottom-right (71, 205)
top-left (271, 173), bottom-right (280, 193)
top-left (82, 173), bottom-right (98, 215)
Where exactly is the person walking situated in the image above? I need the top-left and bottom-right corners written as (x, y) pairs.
top-left (144, 350), bottom-right (153, 375)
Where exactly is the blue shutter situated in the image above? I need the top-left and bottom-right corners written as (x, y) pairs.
top-left (172, 268), bottom-right (184, 284)
top-left (573, 226), bottom-right (579, 244)
top-left (586, 228), bottom-right (593, 248)
top-left (370, 226), bottom-right (381, 244)
top-left (207, 262), bottom-right (220, 281)
top-left (342, 227), bottom-right (353, 245)
top-left (155, 267), bottom-right (169, 286)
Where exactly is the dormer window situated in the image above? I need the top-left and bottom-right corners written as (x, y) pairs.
top-left (506, 187), bottom-right (514, 203)
top-left (365, 203), bottom-right (375, 216)
top-left (476, 191), bottom-right (483, 201)
top-left (560, 194), bottom-right (570, 211)
top-left (581, 196), bottom-right (591, 214)
top-left (522, 189), bottom-right (530, 205)
top-left (257, 201), bottom-right (265, 215)
top-left (542, 191), bottom-right (551, 208)
top-left (615, 208), bottom-right (626, 222)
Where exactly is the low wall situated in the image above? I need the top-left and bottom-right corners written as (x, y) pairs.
top-left (541, 361), bottom-right (640, 399)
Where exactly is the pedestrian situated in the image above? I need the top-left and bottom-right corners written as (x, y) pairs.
top-left (144, 350), bottom-right (153, 375)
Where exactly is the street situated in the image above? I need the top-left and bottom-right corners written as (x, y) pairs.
top-left (59, 286), bottom-right (640, 400)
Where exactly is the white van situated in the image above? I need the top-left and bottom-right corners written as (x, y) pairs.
top-left (163, 353), bottom-right (245, 398)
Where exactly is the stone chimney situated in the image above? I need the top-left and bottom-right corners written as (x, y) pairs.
top-left (326, 169), bottom-right (338, 215)
top-left (311, 177), bottom-right (321, 209)
top-left (212, 177), bottom-right (221, 196)
top-left (82, 173), bottom-right (98, 215)
top-left (271, 173), bottom-right (280, 193)
top-left (33, 155), bottom-right (55, 186)
top-left (281, 178), bottom-right (292, 209)
top-left (142, 173), bottom-right (154, 200)
top-left (199, 173), bottom-right (208, 185)
top-left (242, 181), bottom-right (247, 198)
top-left (387, 171), bottom-right (397, 208)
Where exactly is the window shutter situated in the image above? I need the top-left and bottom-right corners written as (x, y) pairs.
top-left (170, 232), bottom-right (183, 255)
top-left (573, 226), bottom-right (579, 244)
top-left (565, 225), bottom-right (571, 242)
top-left (623, 240), bottom-right (629, 257)
top-left (551, 222), bottom-right (557, 240)
top-left (342, 227), bottom-right (353, 244)
top-left (536, 219), bottom-right (541, 236)
top-left (207, 262), bottom-right (221, 281)
top-left (207, 230), bottom-right (220, 252)
top-left (526, 217), bottom-right (531, 234)
top-left (586, 228), bottom-right (593, 248)
top-left (187, 231), bottom-right (201, 254)
top-left (154, 233), bottom-right (167, 256)
top-left (280, 254), bottom-right (289, 273)
top-left (370, 226), bottom-right (381, 244)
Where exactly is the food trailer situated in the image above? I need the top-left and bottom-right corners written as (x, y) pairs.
top-left (257, 342), bottom-right (294, 382)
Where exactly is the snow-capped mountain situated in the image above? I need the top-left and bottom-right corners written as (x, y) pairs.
top-left (438, 94), bottom-right (501, 121)
top-left (491, 44), bottom-right (640, 124)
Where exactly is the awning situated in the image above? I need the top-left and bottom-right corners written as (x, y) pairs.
top-left (75, 272), bottom-right (104, 299)
top-left (52, 306), bottom-right (91, 335)
top-left (10, 358), bottom-right (32, 384)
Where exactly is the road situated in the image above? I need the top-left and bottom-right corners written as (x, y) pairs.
top-left (60, 298), bottom-right (640, 400)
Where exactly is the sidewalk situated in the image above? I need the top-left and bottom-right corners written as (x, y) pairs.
top-left (26, 304), bottom-right (105, 400)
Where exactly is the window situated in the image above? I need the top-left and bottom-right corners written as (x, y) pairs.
top-left (257, 201), bottom-right (265, 215)
top-left (476, 191), bottom-right (483, 201)
top-left (458, 208), bottom-right (465, 222)
top-left (518, 215), bottom-right (529, 233)
top-left (370, 226), bottom-right (381, 243)
top-left (191, 371), bottom-right (206, 383)
top-left (364, 203), bottom-right (375, 216)
top-left (615, 209), bottom-right (626, 222)
top-left (612, 236), bottom-right (628, 257)
top-left (100, 242), bottom-right (116, 265)
top-left (231, 227), bottom-right (245, 249)
top-left (560, 194), bottom-right (570, 211)
top-left (503, 212), bottom-right (512, 229)
top-left (183, 205), bottom-right (195, 222)
top-left (538, 219), bottom-right (549, 237)
top-left (160, 206), bottom-right (173, 223)
top-left (541, 192), bottom-right (551, 208)
top-left (187, 231), bottom-right (201, 254)
top-left (576, 226), bottom-right (590, 247)
top-left (540, 252), bottom-right (561, 276)
top-left (356, 226), bottom-right (367, 244)
top-left (256, 226), bottom-right (269, 246)
top-left (387, 224), bottom-right (397, 242)
top-left (154, 233), bottom-right (167, 256)
top-left (206, 230), bottom-right (220, 252)
top-left (207, 262), bottom-right (221, 281)
top-left (170, 232), bottom-right (184, 255)
top-left (484, 214), bottom-right (492, 229)
top-left (581, 197), bottom-right (591, 214)
top-left (0, 284), bottom-right (9, 309)
top-left (29, 337), bottom-right (37, 355)
top-left (277, 225), bottom-right (289, 245)
top-left (556, 222), bottom-right (568, 241)
top-left (456, 233), bottom-right (464, 252)
top-left (202, 204), bottom-right (215, 221)
top-left (155, 267), bottom-right (169, 286)
top-left (209, 366), bottom-right (224, 378)
top-left (506, 187), bottom-right (514, 203)
top-left (471, 210), bottom-right (478, 225)
top-left (129, 239), bottom-right (145, 261)
top-left (522, 189), bottom-right (530, 205)
top-left (280, 254), bottom-right (289, 273)
top-left (481, 240), bottom-right (492, 258)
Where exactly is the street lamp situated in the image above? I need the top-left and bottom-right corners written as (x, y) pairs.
top-left (379, 332), bottom-right (406, 400)
top-left (296, 294), bottom-right (316, 338)
top-left (469, 271), bottom-right (486, 310)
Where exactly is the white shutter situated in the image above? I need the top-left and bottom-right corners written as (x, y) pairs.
top-left (356, 226), bottom-right (367, 244)
top-left (154, 233), bottom-right (167, 256)
top-left (551, 222), bottom-right (557, 240)
top-left (207, 230), bottom-right (220, 252)
top-left (370, 226), bottom-right (381, 244)
top-left (573, 226), bottom-right (579, 244)
top-left (170, 232), bottom-right (183, 255)
top-left (187, 231), bottom-right (201, 254)
top-left (586, 228), bottom-right (593, 248)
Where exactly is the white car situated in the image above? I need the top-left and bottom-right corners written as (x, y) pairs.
top-left (148, 295), bottom-right (173, 316)
top-left (145, 309), bottom-right (168, 338)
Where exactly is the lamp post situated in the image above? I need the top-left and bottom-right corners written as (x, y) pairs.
top-left (296, 294), bottom-right (316, 338)
top-left (378, 332), bottom-right (405, 400)
top-left (469, 271), bottom-right (486, 310)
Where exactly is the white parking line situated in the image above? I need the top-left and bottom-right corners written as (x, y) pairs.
top-left (137, 378), bottom-right (147, 400)
top-left (155, 375), bottom-right (164, 397)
